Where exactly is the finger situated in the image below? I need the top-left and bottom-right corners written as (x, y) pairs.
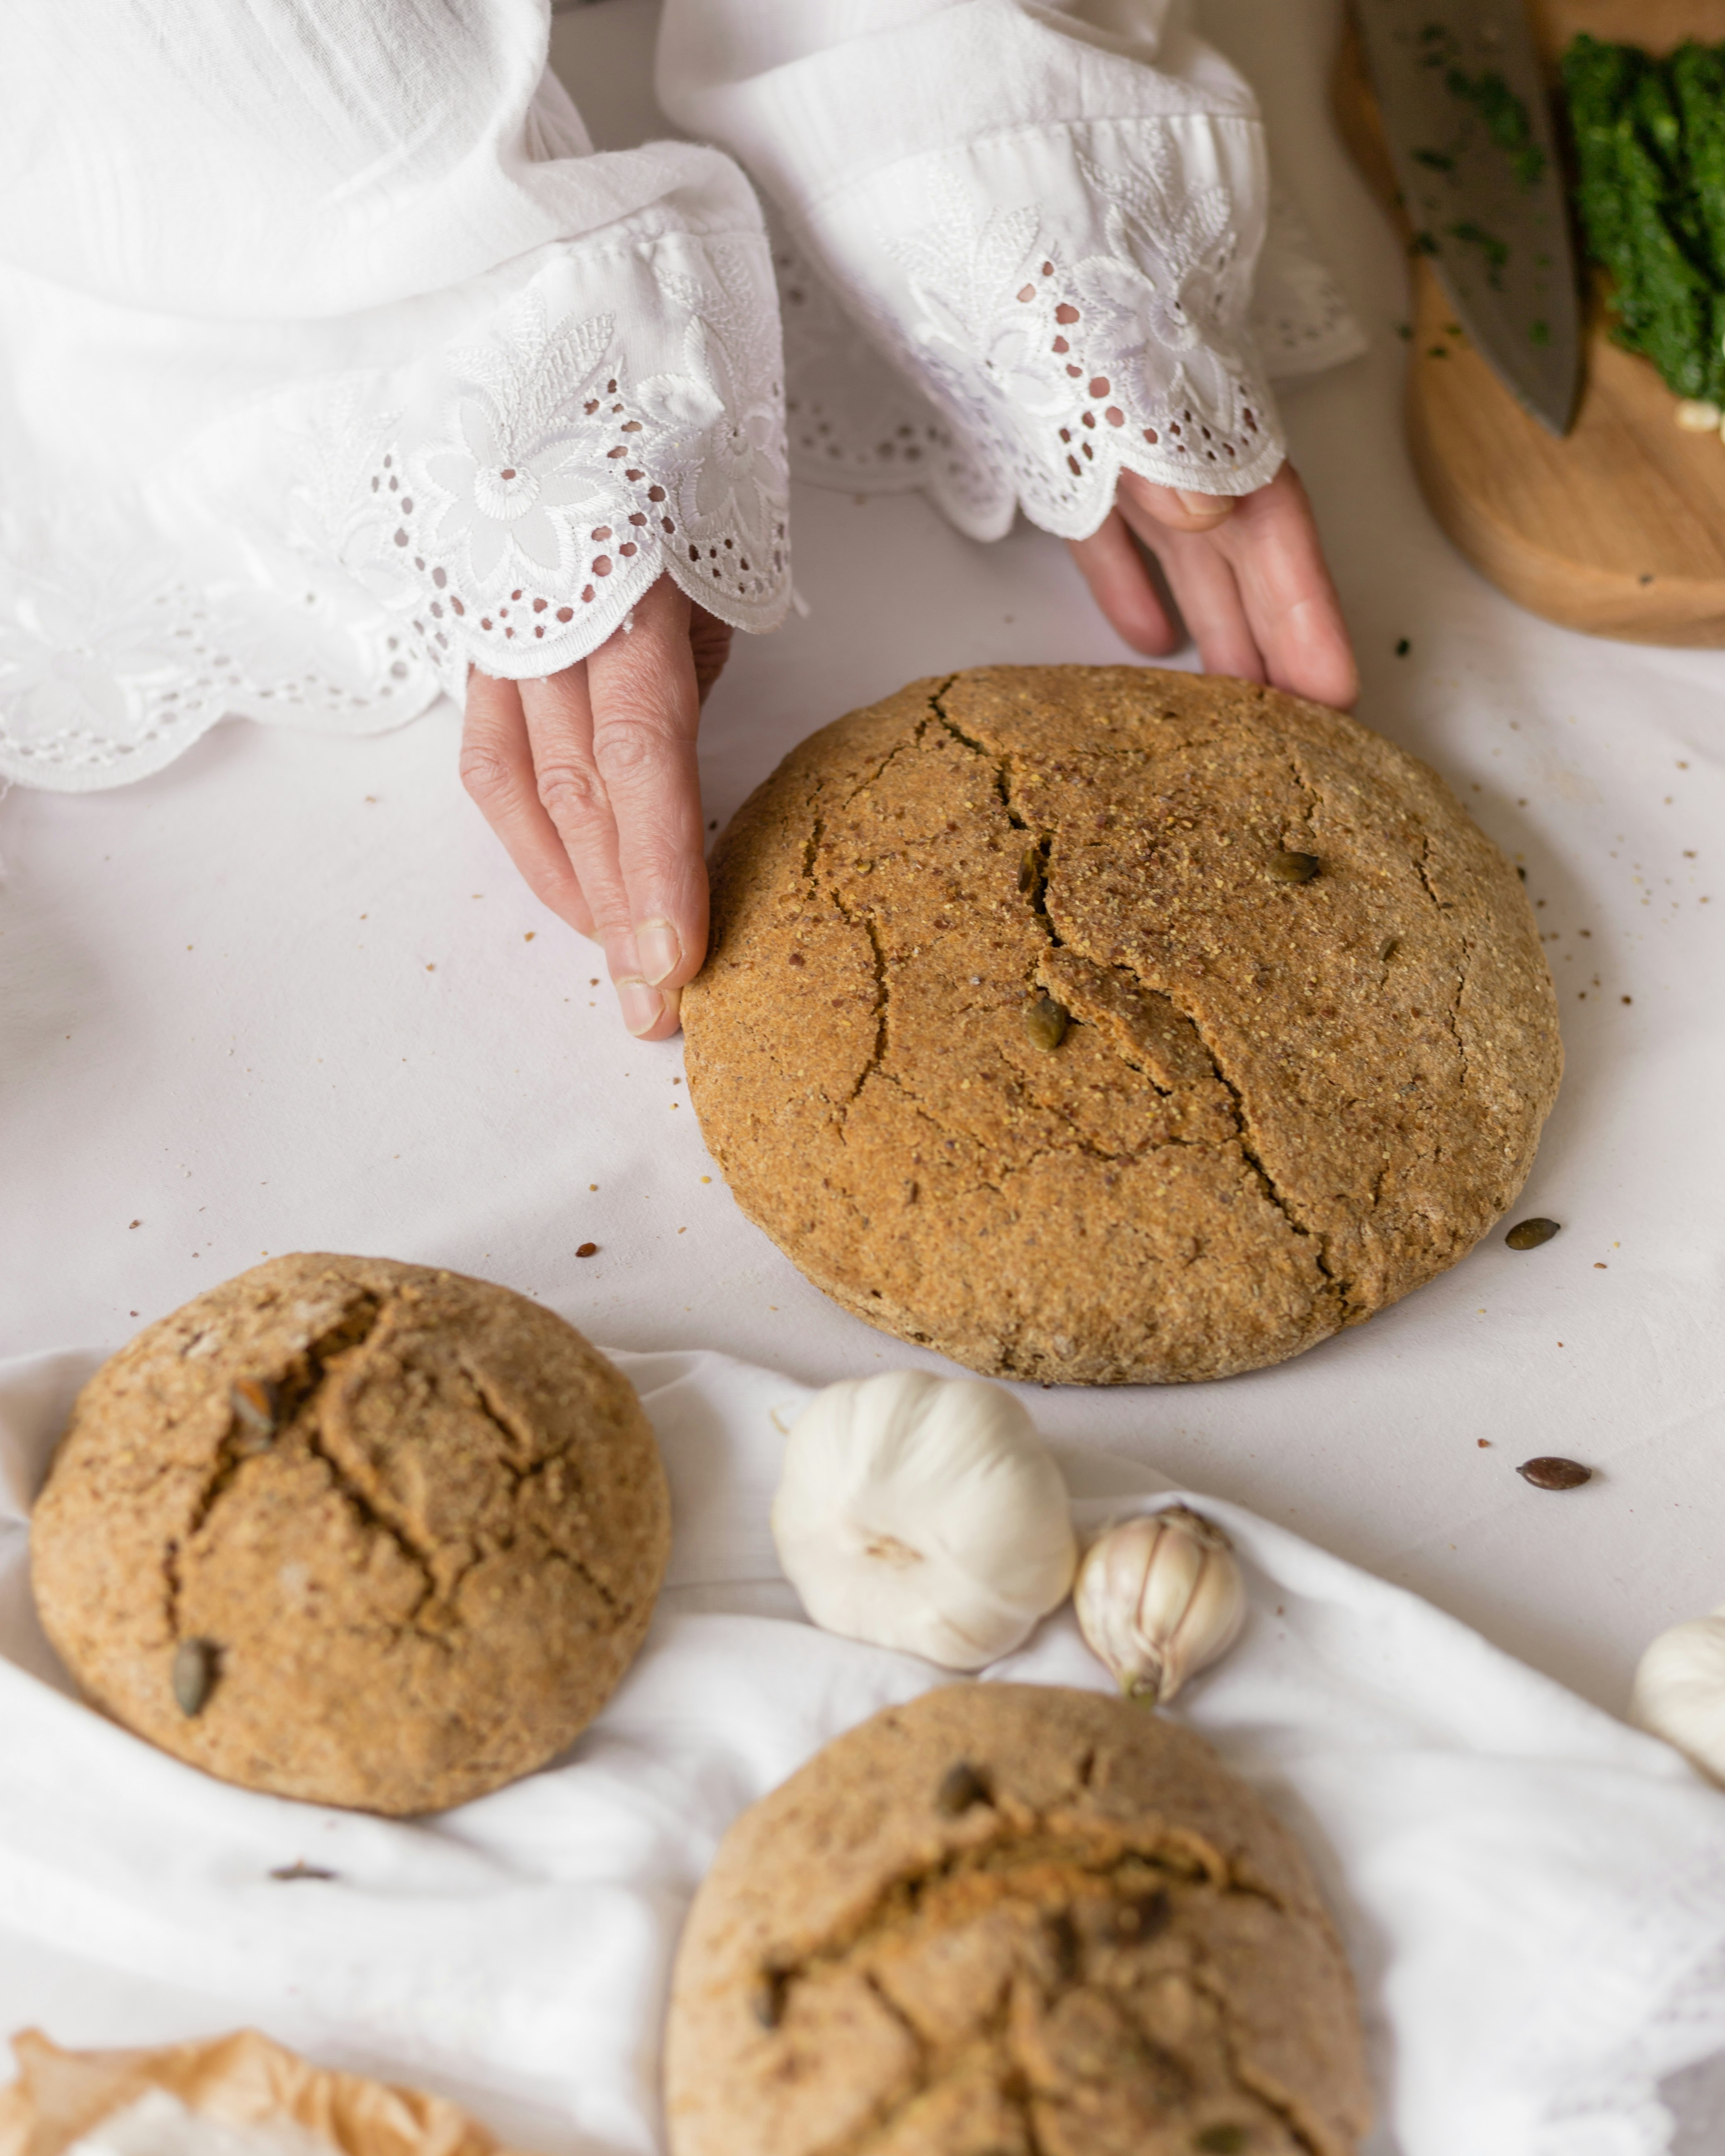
top-left (1118, 490), bottom-right (1266, 683)
top-left (689, 604), bottom-right (734, 706)
top-left (459, 668), bottom-right (596, 937)
top-left (1066, 515), bottom-right (1181, 656)
top-left (584, 575), bottom-right (710, 1042)
top-left (1119, 470), bottom-right (1239, 535)
top-left (517, 664), bottom-right (643, 1020)
top-left (1218, 466), bottom-right (1359, 710)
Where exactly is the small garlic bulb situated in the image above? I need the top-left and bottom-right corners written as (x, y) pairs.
top-left (1630, 1603), bottom-right (1725, 1783)
top-left (1074, 1507), bottom-right (1246, 1706)
top-left (770, 1370), bottom-right (1077, 1671)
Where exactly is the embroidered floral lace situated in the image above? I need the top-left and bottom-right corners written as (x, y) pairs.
top-left (779, 167), bottom-right (1362, 536)
top-left (0, 123), bottom-right (1359, 794)
top-left (0, 227), bottom-right (790, 793)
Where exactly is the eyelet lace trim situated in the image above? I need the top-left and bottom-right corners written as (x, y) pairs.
top-left (0, 236), bottom-right (790, 793)
top-left (780, 126), bottom-right (1357, 541)
top-left (0, 546), bottom-right (443, 792)
top-left (318, 249), bottom-right (790, 698)
top-left (0, 132), bottom-right (1363, 793)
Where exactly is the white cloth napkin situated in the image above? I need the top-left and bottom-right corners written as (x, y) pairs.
top-left (3, 1342), bottom-right (1725, 2156)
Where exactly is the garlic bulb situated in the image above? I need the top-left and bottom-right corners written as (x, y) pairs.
top-left (770, 1370), bottom-right (1077, 1670)
top-left (1074, 1507), bottom-right (1246, 1705)
top-left (1630, 1604), bottom-right (1725, 1784)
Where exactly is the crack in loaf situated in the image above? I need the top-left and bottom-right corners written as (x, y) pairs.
top-left (681, 666), bottom-right (1560, 1388)
top-left (664, 1686), bottom-right (1373, 2156)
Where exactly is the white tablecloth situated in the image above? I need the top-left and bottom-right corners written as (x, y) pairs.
top-left (6, 1346), bottom-right (1725, 2156)
top-left (2, 0), bottom-right (1724, 2135)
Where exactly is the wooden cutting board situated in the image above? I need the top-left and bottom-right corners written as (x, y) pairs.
top-left (1333, 0), bottom-right (1725, 644)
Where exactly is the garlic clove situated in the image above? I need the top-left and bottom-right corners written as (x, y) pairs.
top-left (1629, 1602), bottom-right (1725, 1784)
top-left (770, 1369), bottom-right (1077, 1671)
top-left (1074, 1506), bottom-right (1246, 1706)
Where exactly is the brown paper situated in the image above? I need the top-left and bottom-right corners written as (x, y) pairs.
top-left (0, 2031), bottom-right (512, 2156)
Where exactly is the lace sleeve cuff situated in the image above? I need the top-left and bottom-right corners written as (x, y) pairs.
top-left (298, 228), bottom-right (791, 694)
top-left (0, 207), bottom-right (791, 793)
top-left (776, 116), bottom-right (1285, 545)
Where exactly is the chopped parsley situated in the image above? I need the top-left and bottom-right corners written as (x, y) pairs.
top-left (1445, 67), bottom-right (1548, 190)
top-left (1448, 219), bottom-right (1511, 287)
top-left (1563, 35), bottom-right (1725, 402)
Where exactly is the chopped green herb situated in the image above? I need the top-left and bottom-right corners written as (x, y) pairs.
top-left (1445, 66), bottom-right (1548, 189)
top-left (1448, 219), bottom-right (1511, 288)
top-left (1396, 637), bottom-right (1412, 656)
top-left (1418, 22), bottom-right (1460, 68)
top-left (1427, 344), bottom-right (1450, 357)
top-left (1410, 230), bottom-right (1440, 257)
top-left (1414, 147), bottom-right (1456, 172)
top-left (1396, 321), bottom-right (1414, 340)
top-left (1530, 317), bottom-right (1550, 345)
top-left (1563, 34), bottom-right (1725, 402)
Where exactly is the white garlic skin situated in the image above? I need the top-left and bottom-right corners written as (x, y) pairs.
top-left (1630, 1603), bottom-right (1725, 1784)
top-left (1074, 1507), bottom-right (1246, 1705)
top-left (770, 1370), bottom-right (1077, 1671)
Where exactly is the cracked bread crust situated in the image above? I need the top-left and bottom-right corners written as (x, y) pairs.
top-left (29, 1254), bottom-right (670, 1815)
top-left (682, 666), bottom-right (1561, 1384)
top-left (665, 1684), bottom-right (1372, 2156)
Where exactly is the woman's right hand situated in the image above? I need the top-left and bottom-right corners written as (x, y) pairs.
top-left (1067, 462), bottom-right (1358, 711)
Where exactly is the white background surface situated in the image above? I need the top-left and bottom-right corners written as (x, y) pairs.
top-left (2, 0), bottom-right (1722, 1740)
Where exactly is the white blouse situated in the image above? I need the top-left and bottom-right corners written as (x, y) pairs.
top-left (0, 0), bottom-right (1360, 792)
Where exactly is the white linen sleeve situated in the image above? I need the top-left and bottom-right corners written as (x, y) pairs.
top-left (657, 0), bottom-right (1287, 544)
top-left (0, 0), bottom-right (790, 793)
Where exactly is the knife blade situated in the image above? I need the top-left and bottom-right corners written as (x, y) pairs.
top-left (1352, 0), bottom-right (1582, 435)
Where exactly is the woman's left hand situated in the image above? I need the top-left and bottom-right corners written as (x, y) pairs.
top-left (1067, 462), bottom-right (1358, 711)
top-left (458, 575), bottom-right (732, 1041)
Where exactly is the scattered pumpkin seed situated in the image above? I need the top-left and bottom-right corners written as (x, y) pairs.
top-left (172, 1637), bottom-right (218, 1717)
top-left (1269, 850), bottom-right (1320, 883)
top-left (1023, 993), bottom-right (1069, 1052)
top-left (750, 1969), bottom-right (788, 2029)
top-left (270, 1861), bottom-right (338, 1882)
top-left (1517, 1456), bottom-right (1592, 1491)
top-left (230, 1377), bottom-right (279, 1445)
top-left (935, 1760), bottom-right (993, 1815)
top-left (1108, 1887), bottom-right (1171, 1942)
top-left (1045, 1909), bottom-right (1081, 1981)
top-left (1506, 1216), bottom-right (1561, 1250)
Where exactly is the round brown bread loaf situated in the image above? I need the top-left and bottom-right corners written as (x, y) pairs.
top-left (683, 665), bottom-right (1561, 1384)
top-left (29, 1253), bottom-right (670, 1814)
top-left (666, 1683), bottom-right (1372, 2156)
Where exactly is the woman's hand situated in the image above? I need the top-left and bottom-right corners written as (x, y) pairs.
top-left (1068, 463), bottom-right (1358, 711)
top-left (459, 575), bottom-right (732, 1040)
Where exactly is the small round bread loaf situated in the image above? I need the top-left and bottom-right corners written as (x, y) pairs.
top-left (683, 666), bottom-right (1561, 1384)
top-left (666, 1683), bottom-right (1371, 2156)
top-left (30, 1254), bottom-right (670, 1814)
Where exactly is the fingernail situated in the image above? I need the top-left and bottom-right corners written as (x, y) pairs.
top-left (615, 977), bottom-right (663, 1036)
top-left (1177, 488), bottom-right (1234, 520)
top-left (635, 918), bottom-right (682, 986)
